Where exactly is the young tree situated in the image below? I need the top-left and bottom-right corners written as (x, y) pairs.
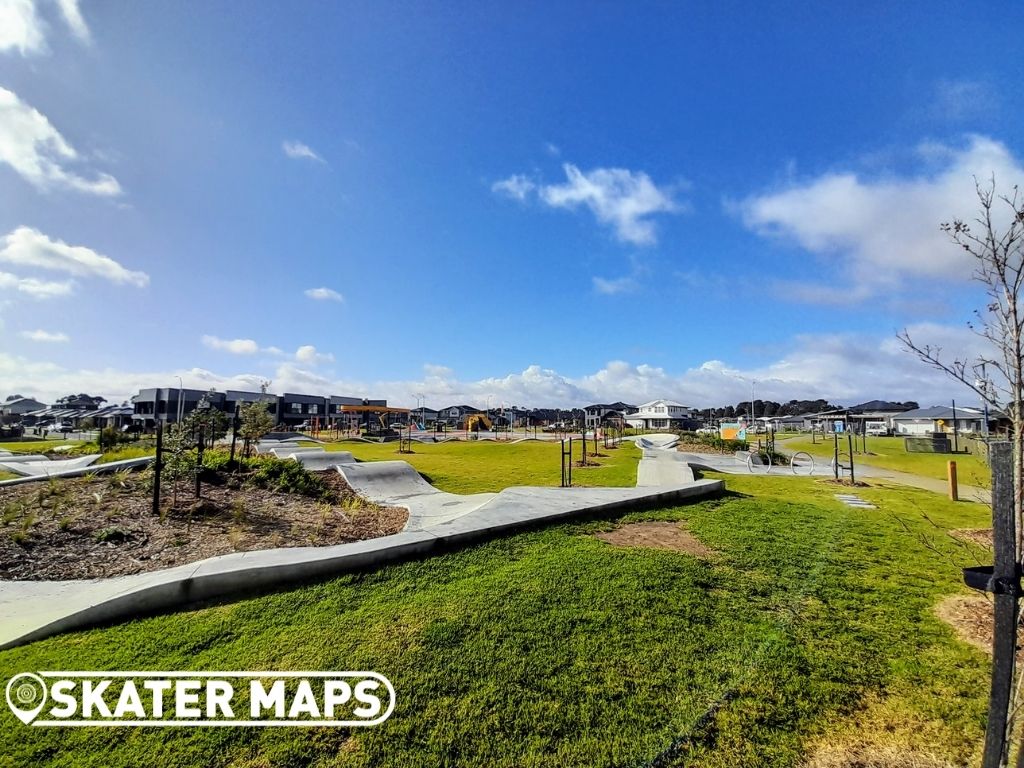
top-left (239, 400), bottom-right (274, 456)
top-left (898, 178), bottom-right (1024, 766)
top-left (898, 179), bottom-right (1024, 553)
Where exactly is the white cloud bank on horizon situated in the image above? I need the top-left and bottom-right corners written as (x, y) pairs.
top-left (736, 135), bottom-right (1024, 303)
top-left (2, 323), bottom-right (990, 410)
top-left (493, 163), bottom-right (684, 245)
top-left (0, 87), bottom-right (120, 195)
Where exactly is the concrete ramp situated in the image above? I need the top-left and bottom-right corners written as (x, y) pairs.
top-left (0, 454), bottom-right (49, 464)
top-left (267, 444), bottom-right (324, 458)
top-left (0, 455), bottom-right (153, 486)
top-left (635, 433), bottom-right (680, 450)
top-left (0, 454), bottom-right (101, 477)
top-left (337, 460), bottom-right (499, 528)
top-left (285, 450), bottom-right (355, 471)
top-left (637, 449), bottom-right (695, 486)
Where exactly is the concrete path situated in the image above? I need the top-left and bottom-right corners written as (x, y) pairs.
top-left (0, 446), bottom-right (722, 649)
top-left (775, 438), bottom-right (991, 503)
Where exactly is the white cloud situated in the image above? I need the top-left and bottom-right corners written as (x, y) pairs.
top-left (21, 328), bottom-right (68, 342)
top-left (295, 344), bottom-right (334, 365)
top-left (0, 0), bottom-right (90, 55)
top-left (540, 164), bottom-right (682, 245)
top-left (491, 174), bottom-right (535, 201)
top-left (493, 163), bottom-right (684, 245)
top-left (55, 0), bottom-right (89, 43)
top-left (201, 335), bottom-right (260, 355)
top-left (0, 226), bottom-right (148, 286)
top-left (0, 323), bottom-right (991, 411)
top-left (933, 79), bottom-right (996, 121)
top-left (0, 0), bottom-right (45, 55)
top-left (282, 140), bottom-right (324, 163)
top-left (737, 135), bottom-right (1024, 300)
top-left (592, 275), bottom-right (637, 295)
top-left (0, 270), bottom-right (73, 298)
top-left (201, 335), bottom-right (335, 366)
top-left (304, 286), bottom-right (344, 302)
top-left (0, 87), bottom-right (121, 195)
top-left (545, 142), bottom-right (560, 157)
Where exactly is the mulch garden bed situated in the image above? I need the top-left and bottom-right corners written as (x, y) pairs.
top-left (0, 469), bottom-right (407, 581)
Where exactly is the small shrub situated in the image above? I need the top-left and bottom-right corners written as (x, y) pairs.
top-left (93, 527), bottom-right (129, 544)
top-left (243, 456), bottom-right (336, 501)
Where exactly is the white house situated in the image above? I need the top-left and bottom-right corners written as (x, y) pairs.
top-left (891, 405), bottom-right (986, 435)
top-left (626, 399), bottom-right (692, 431)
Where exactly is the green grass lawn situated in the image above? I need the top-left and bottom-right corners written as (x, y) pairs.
top-left (780, 433), bottom-right (991, 488)
top-left (0, 439), bottom-right (81, 454)
top-left (0, 472), bottom-right (991, 767)
top-left (316, 438), bottom-right (640, 493)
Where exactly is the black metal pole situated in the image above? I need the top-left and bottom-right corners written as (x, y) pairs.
top-left (847, 429), bottom-right (855, 484)
top-left (152, 420), bottom-right (162, 516)
top-left (833, 431), bottom-right (839, 481)
top-left (983, 441), bottom-right (1016, 768)
top-left (951, 399), bottom-right (959, 453)
top-left (194, 424), bottom-right (204, 498)
top-left (229, 404), bottom-right (240, 466)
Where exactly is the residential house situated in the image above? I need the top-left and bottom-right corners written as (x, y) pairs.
top-left (583, 402), bottom-right (635, 430)
top-left (626, 400), bottom-right (694, 431)
top-left (891, 405), bottom-right (988, 436)
top-left (279, 393), bottom-right (328, 427)
top-left (1, 396), bottom-right (47, 422)
top-left (55, 393), bottom-right (107, 411)
top-left (131, 388), bottom-right (227, 427)
top-left (437, 405), bottom-right (481, 427)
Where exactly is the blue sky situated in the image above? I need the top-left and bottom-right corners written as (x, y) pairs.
top-left (2, 1), bottom-right (1023, 408)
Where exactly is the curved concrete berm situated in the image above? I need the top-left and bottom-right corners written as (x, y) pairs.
top-left (0, 454), bottom-right (49, 464)
top-left (0, 456), bottom-right (154, 487)
top-left (0, 454), bottom-right (101, 477)
top-left (0, 445), bottom-right (723, 649)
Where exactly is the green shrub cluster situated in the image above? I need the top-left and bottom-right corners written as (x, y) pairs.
top-left (199, 450), bottom-right (336, 501)
top-left (678, 430), bottom-right (748, 453)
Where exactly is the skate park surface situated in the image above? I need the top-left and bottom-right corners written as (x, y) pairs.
top-left (0, 436), bottom-right (722, 649)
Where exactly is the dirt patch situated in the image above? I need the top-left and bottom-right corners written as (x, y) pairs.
top-left (676, 439), bottom-right (732, 455)
top-left (802, 744), bottom-right (957, 768)
top-left (0, 470), bottom-right (407, 580)
top-left (949, 528), bottom-right (992, 549)
top-left (934, 593), bottom-right (1011, 658)
top-left (595, 521), bottom-right (716, 558)
top-left (817, 478), bottom-right (872, 488)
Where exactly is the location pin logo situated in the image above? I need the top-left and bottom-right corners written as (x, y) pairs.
top-left (6, 673), bottom-right (47, 725)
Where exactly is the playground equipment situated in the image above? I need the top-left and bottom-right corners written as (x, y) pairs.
top-left (336, 404), bottom-right (412, 436)
top-left (465, 414), bottom-right (493, 432)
